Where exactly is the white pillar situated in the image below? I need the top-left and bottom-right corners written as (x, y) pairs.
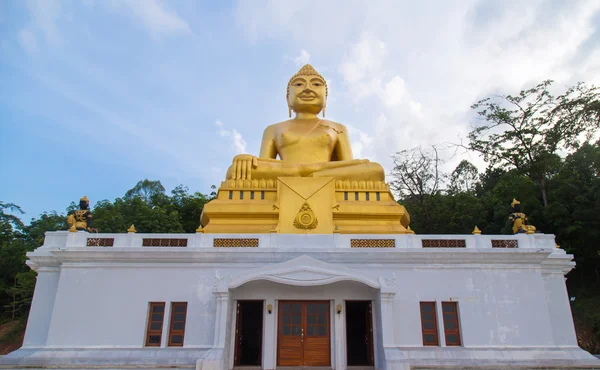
top-left (199, 288), bottom-right (229, 370)
top-left (22, 266), bottom-right (60, 347)
top-left (263, 298), bottom-right (276, 370)
top-left (380, 292), bottom-right (396, 347)
top-left (213, 292), bottom-right (229, 348)
top-left (334, 298), bottom-right (345, 370)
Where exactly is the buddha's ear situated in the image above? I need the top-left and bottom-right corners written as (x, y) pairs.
top-left (286, 94), bottom-right (293, 117)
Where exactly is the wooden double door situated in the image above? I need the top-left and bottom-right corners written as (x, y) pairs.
top-left (277, 301), bottom-right (330, 367)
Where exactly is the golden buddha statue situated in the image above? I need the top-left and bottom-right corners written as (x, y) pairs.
top-left (201, 64), bottom-right (410, 235)
top-left (509, 198), bottom-right (537, 234)
top-left (225, 64), bottom-right (384, 182)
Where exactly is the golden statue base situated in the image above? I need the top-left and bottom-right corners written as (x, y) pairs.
top-left (200, 177), bottom-right (410, 234)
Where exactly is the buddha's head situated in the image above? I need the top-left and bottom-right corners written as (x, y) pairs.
top-left (287, 64), bottom-right (328, 117)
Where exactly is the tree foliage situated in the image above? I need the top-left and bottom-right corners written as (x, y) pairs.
top-left (0, 181), bottom-right (214, 323)
top-left (468, 80), bottom-right (599, 206)
top-left (391, 146), bottom-right (444, 233)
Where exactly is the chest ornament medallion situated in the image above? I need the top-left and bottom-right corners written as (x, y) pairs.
top-left (293, 202), bottom-right (318, 230)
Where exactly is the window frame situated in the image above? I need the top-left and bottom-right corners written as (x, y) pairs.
top-left (168, 302), bottom-right (188, 347)
top-left (419, 301), bottom-right (439, 346)
top-left (441, 302), bottom-right (462, 346)
top-left (145, 302), bottom-right (166, 347)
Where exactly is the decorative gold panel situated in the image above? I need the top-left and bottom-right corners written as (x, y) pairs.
top-left (491, 239), bottom-right (519, 248)
top-left (213, 238), bottom-right (259, 248)
top-left (86, 238), bottom-right (114, 247)
top-left (142, 238), bottom-right (188, 247)
top-left (350, 239), bottom-right (395, 248)
top-left (421, 239), bottom-right (466, 248)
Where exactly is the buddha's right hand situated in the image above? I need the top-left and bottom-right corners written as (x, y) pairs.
top-left (232, 154), bottom-right (258, 180)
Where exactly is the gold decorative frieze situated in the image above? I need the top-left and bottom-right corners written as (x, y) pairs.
top-left (421, 239), bottom-right (466, 248)
top-left (213, 238), bottom-right (259, 247)
top-left (350, 239), bottom-right (395, 248)
top-left (334, 180), bottom-right (390, 191)
top-left (491, 239), bottom-right (518, 248)
top-left (220, 178), bottom-right (277, 189)
top-left (86, 238), bottom-right (114, 247)
top-left (293, 202), bottom-right (318, 230)
top-left (142, 238), bottom-right (188, 247)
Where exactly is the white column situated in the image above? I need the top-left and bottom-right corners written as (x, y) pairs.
top-left (380, 292), bottom-right (396, 347)
top-left (200, 290), bottom-right (229, 370)
top-left (213, 292), bottom-right (229, 348)
top-left (334, 298), bottom-right (345, 370)
top-left (22, 267), bottom-right (60, 347)
top-left (263, 298), bottom-right (276, 370)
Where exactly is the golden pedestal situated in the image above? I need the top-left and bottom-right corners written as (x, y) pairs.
top-left (200, 177), bottom-right (410, 234)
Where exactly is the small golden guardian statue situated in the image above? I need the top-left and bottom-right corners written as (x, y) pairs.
top-left (67, 196), bottom-right (96, 232)
top-left (509, 198), bottom-right (537, 234)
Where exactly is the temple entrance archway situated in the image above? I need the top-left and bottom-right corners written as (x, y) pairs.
top-left (226, 255), bottom-right (389, 370)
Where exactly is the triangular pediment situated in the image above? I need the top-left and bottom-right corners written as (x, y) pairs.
top-left (228, 255), bottom-right (380, 289)
top-left (278, 177), bottom-right (335, 200)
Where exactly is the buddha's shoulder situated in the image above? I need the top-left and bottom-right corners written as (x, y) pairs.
top-left (319, 119), bottom-right (348, 133)
top-left (262, 121), bottom-right (289, 136)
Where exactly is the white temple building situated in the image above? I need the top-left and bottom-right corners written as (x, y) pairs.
top-left (1, 230), bottom-right (599, 369)
top-left (2, 63), bottom-right (599, 370)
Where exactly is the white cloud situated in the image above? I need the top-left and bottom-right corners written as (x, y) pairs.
top-left (232, 130), bottom-right (247, 154)
top-left (235, 0), bottom-right (600, 175)
top-left (18, 29), bottom-right (38, 55)
top-left (339, 33), bottom-right (387, 85)
top-left (26, 0), bottom-right (61, 45)
top-left (115, 0), bottom-right (191, 38)
top-left (382, 76), bottom-right (406, 107)
top-left (294, 49), bottom-right (311, 66)
top-left (216, 121), bottom-right (247, 154)
top-left (17, 0), bottom-right (62, 53)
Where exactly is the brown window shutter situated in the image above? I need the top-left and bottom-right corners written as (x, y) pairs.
top-left (145, 302), bottom-right (165, 347)
top-left (419, 302), bottom-right (439, 346)
top-left (441, 302), bottom-right (462, 346)
top-left (168, 302), bottom-right (188, 347)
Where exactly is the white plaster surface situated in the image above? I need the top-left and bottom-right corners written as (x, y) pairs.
top-left (0, 232), bottom-right (598, 369)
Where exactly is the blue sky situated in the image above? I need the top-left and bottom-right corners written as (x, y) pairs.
top-left (1, 0), bottom-right (599, 221)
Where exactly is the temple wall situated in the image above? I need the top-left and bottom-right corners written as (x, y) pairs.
top-left (43, 261), bottom-right (570, 349)
top-left (46, 266), bottom-right (218, 347)
top-left (3, 231), bottom-right (597, 369)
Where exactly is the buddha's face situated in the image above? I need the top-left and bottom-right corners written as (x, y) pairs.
top-left (288, 75), bottom-right (326, 115)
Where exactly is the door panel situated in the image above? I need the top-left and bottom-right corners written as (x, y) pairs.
top-left (277, 302), bottom-right (303, 366)
top-left (234, 301), bottom-right (264, 366)
top-left (277, 301), bottom-right (330, 367)
top-left (234, 303), bottom-right (243, 366)
top-left (303, 302), bottom-right (330, 366)
top-left (346, 301), bottom-right (374, 366)
top-left (366, 302), bottom-right (374, 365)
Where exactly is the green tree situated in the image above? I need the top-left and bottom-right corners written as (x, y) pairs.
top-left (124, 179), bottom-right (166, 204)
top-left (449, 160), bottom-right (479, 194)
top-left (469, 80), bottom-right (599, 206)
top-left (391, 146), bottom-right (444, 233)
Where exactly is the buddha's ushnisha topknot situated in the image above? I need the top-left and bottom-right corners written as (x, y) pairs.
top-left (287, 64), bottom-right (328, 99)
